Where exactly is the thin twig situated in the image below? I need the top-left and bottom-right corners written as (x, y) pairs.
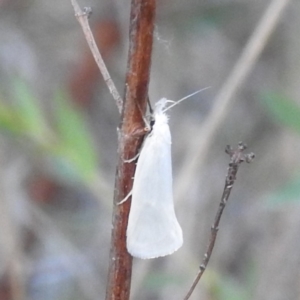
top-left (175, 0), bottom-right (291, 201)
top-left (70, 0), bottom-right (123, 113)
top-left (105, 1), bottom-right (156, 300)
top-left (183, 142), bottom-right (255, 300)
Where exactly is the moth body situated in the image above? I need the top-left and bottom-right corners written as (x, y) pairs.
top-left (126, 98), bottom-right (183, 259)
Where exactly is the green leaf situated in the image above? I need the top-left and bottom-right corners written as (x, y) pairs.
top-left (143, 271), bottom-right (184, 290)
top-left (262, 92), bottom-right (300, 133)
top-left (212, 273), bottom-right (252, 300)
top-left (267, 175), bottom-right (300, 206)
top-left (13, 79), bottom-right (49, 141)
top-left (53, 91), bottom-right (98, 183)
top-left (217, 279), bottom-right (250, 300)
top-left (0, 101), bottom-right (24, 135)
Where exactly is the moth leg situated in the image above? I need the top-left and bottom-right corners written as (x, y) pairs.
top-left (118, 190), bottom-right (132, 205)
top-left (124, 153), bottom-right (140, 163)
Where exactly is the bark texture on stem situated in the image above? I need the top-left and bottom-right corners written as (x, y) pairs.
top-left (106, 1), bottom-right (156, 300)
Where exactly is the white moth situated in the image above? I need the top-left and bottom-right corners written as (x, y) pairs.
top-left (126, 98), bottom-right (181, 259)
top-left (126, 90), bottom-right (207, 259)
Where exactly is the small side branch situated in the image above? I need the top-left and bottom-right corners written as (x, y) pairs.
top-left (70, 0), bottom-right (123, 113)
top-left (183, 142), bottom-right (255, 300)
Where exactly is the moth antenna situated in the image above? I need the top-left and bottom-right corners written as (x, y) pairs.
top-left (135, 96), bottom-right (152, 129)
top-left (163, 86), bottom-right (211, 112)
top-left (147, 96), bottom-right (155, 129)
top-left (147, 96), bottom-right (153, 115)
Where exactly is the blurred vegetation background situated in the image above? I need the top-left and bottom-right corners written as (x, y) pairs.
top-left (0, 0), bottom-right (299, 299)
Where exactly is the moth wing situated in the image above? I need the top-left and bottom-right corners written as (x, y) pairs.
top-left (127, 123), bottom-right (183, 259)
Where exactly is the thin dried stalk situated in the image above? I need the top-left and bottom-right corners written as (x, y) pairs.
top-left (183, 143), bottom-right (255, 300)
top-left (70, 0), bottom-right (123, 113)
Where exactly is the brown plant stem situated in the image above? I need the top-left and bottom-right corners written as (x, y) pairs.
top-left (183, 142), bottom-right (255, 300)
top-left (105, 1), bottom-right (156, 300)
